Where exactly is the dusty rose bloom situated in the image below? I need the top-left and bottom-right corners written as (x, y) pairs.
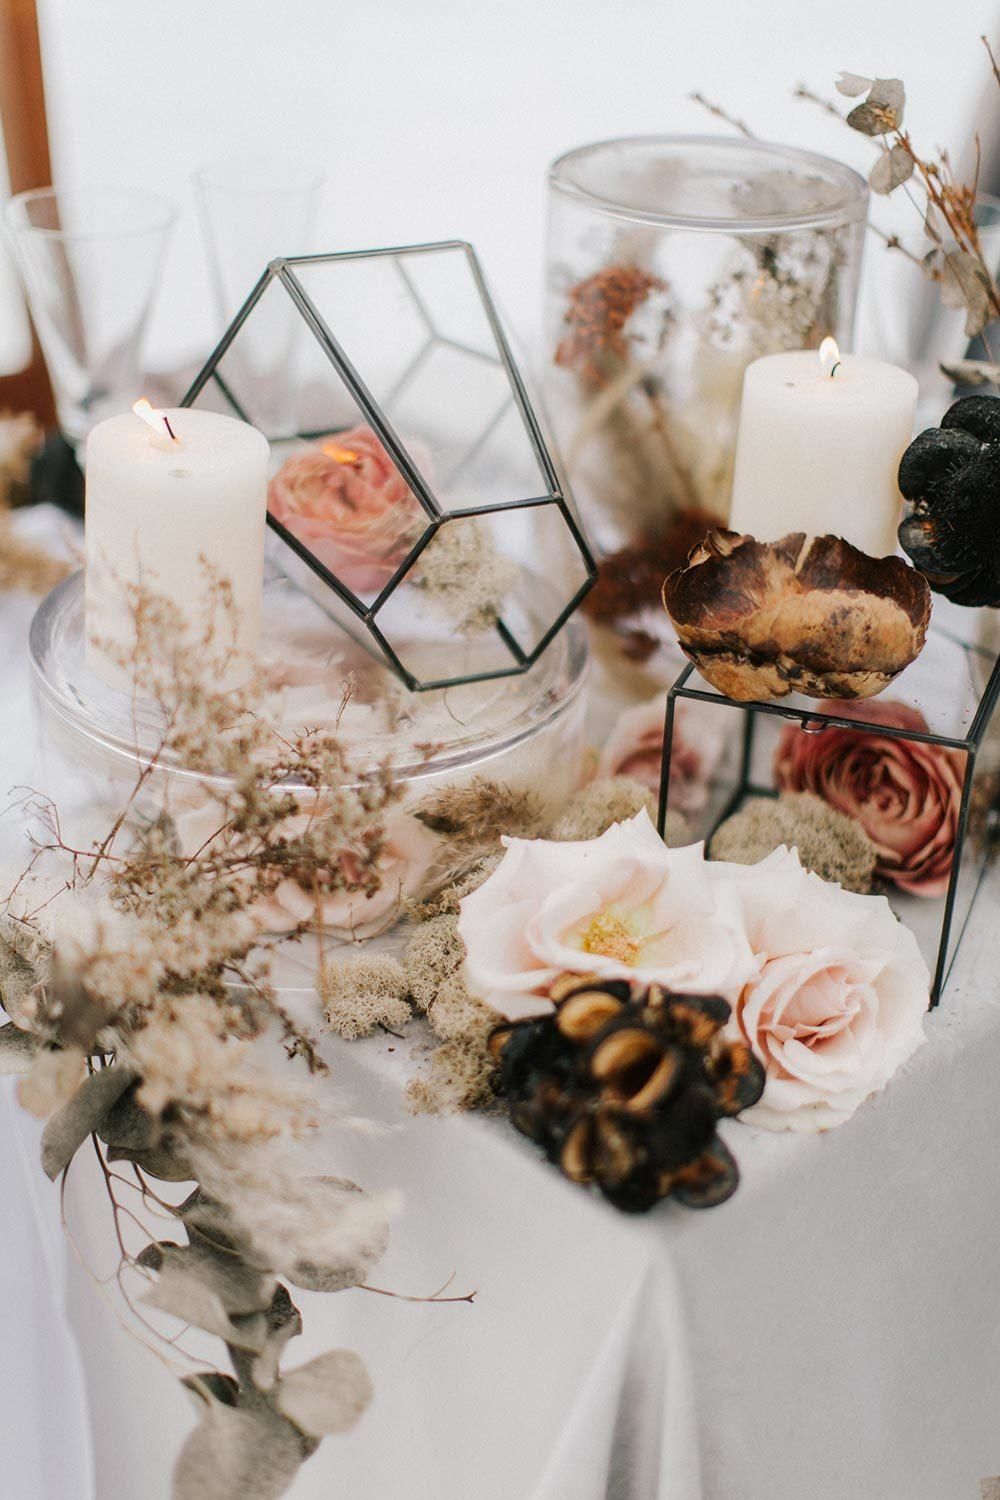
top-left (597, 694), bottom-right (728, 816)
top-left (774, 699), bottom-right (965, 898)
top-left (714, 846), bottom-right (928, 1131)
top-left (268, 426), bottom-right (426, 594)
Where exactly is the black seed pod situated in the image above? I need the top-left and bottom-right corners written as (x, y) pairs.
top-left (898, 395), bottom-right (1000, 606)
top-left (489, 974), bottom-right (764, 1214)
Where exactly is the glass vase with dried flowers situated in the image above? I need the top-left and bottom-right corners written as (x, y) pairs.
top-left (544, 135), bottom-right (868, 708)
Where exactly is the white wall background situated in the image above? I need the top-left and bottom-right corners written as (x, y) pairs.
top-left (30, 0), bottom-right (1000, 372)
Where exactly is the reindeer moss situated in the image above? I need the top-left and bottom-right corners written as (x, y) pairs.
top-left (402, 914), bottom-right (466, 1012)
top-left (550, 777), bottom-right (688, 846)
top-left (709, 792), bottom-right (877, 893)
top-left (406, 1036), bottom-right (495, 1115)
top-left (318, 955), bottom-right (411, 1041)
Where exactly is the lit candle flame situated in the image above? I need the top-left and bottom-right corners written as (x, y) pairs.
top-left (819, 337), bottom-right (841, 378)
top-left (132, 398), bottom-right (179, 442)
top-left (321, 440), bottom-right (360, 464)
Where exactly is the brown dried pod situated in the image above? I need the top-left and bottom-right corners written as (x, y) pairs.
top-left (662, 529), bottom-right (931, 703)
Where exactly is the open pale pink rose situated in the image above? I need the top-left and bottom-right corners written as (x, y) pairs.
top-left (268, 426), bottom-right (426, 595)
top-left (597, 693), bottom-right (729, 815)
top-left (774, 700), bottom-right (965, 898)
top-left (176, 801), bottom-right (438, 940)
top-left (458, 810), bottom-right (759, 1021)
top-left (711, 846), bottom-right (928, 1130)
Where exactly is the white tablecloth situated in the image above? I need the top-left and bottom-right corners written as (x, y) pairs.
top-left (3, 510), bottom-right (1000, 1500)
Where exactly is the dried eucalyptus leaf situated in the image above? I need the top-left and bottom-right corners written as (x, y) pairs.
top-left (285, 1177), bottom-right (388, 1293)
top-left (41, 1064), bottom-right (133, 1179)
top-left (940, 250), bottom-right (993, 336)
top-left (836, 71), bottom-right (873, 97)
top-left (143, 1240), bottom-right (276, 1318)
top-left (275, 1350), bottom-right (373, 1439)
top-left (251, 1285), bottom-right (303, 1392)
top-left (940, 358), bottom-right (1000, 387)
top-left (0, 1023), bottom-right (40, 1074)
top-left (142, 1261), bottom-right (269, 1353)
top-left (868, 143), bottom-right (914, 195)
top-left (847, 77), bottom-right (905, 135)
top-left (172, 1398), bottom-right (304, 1500)
top-left (178, 1189), bottom-right (244, 1255)
top-left (97, 1082), bottom-right (159, 1152)
top-left (108, 1142), bottom-right (195, 1181)
top-left (181, 1371), bottom-right (240, 1409)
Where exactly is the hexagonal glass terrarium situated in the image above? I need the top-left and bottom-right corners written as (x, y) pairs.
top-left (181, 240), bottom-right (596, 690)
top-left (656, 602), bottom-right (1000, 1004)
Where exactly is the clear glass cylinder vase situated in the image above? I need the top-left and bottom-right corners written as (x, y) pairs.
top-left (544, 135), bottom-right (868, 709)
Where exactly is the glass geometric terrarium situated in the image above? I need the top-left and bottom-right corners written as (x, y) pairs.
top-left (657, 602), bottom-right (1000, 1004)
top-left (182, 240), bottom-right (596, 690)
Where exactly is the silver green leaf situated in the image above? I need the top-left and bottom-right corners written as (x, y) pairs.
top-left (939, 359), bottom-right (1000, 387)
top-left (97, 1083), bottom-right (159, 1151)
top-left (251, 1285), bottom-right (303, 1392)
top-left (286, 1177), bottom-right (388, 1293)
top-left (835, 71), bottom-right (873, 97)
top-left (0, 1023), bottom-right (40, 1074)
top-left (940, 250), bottom-right (993, 337)
top-left (108, 1142), bottom-right (195, 1181)
top-left (869, 144), bottom-right (914, 195)
top-left (275, 1350), bottom-right (373, 1439)
top-left (172, 1398), bottom-right (304, 1500)
top-left (40, 1064), bottom-right (133, 1179)
top-left (847, 77), bottom-right (905, 135)
top-left (142, 1240), bottom-right (276, 1319)
top-left (0, 933), bottom-right (43, 1032)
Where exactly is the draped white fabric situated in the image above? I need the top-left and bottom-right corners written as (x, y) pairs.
top-left (2, 508), bottom-right (1000, 1499)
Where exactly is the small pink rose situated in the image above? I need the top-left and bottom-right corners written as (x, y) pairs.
top-left (774, 700), bottom-right (965, 898)
top-left (713, 846), bottom-right (929, 1130)
top-left (597, 694), bottom-right (728, 815)
top-left (268, 427), bottom-right (426, 595)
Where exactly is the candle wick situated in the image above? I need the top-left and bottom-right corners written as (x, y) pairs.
top-left (829, 361), bottom-right (841, 379)
top-left (163, 414), bottom-right (179, 442)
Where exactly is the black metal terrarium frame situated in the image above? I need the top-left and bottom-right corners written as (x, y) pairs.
top-left (180, 240), bottom-right (597, 692)
top-left (656, 646), bottom-right (1000, 1006)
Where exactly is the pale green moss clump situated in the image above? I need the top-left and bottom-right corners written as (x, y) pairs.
top-left (406, 1037), bottom-right (495, 1115)
top-left (402, 913), bottom-right (466, 1012)
top-left (317, 954), bottom-right (411, 1040)
top-left (550, 776), bottom-right (688, 847)
top-left (709, 792), bottom-right (877, 893)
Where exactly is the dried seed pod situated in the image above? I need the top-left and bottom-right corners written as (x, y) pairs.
top-left (663, 529), bottom-right (930, 702)
top-left (489, 973), bottom-right (764, 1214)
top-left (897, 395), bottom-right (1000, 606)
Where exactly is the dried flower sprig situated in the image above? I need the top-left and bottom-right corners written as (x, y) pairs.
top-left (0, 573), bottom-right (441, 1498)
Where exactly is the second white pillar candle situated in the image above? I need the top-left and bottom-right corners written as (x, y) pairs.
top-left (728, 348), bottom-right (918, 558)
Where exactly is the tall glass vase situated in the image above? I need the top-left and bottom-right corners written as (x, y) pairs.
top-left (544, 135), bottom-right (868, 711)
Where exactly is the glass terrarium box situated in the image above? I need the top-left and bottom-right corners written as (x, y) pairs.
top-left (658, 600), bottom-right (1000, 1002)
top-left (545, 136), bottom-right (868, 702)
top-left (182, 239), bottom-right (596, 691)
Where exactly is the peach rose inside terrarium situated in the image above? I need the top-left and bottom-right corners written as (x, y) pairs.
top-left (268, 426), bottom-right (427, 595)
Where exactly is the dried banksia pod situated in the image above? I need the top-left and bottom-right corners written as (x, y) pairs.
top-left (489, 974), bottom-right (764, 1213)
top-left (897, 395), bottom-right (1000, 606)
top-left (663, 529), bottom-right (930, 703)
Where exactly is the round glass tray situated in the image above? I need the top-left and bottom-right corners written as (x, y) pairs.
top-left (30, 566), bottom-right (589, 797)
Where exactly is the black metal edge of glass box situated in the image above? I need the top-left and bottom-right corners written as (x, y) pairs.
top-left (656, 647), bottom-right (1000, 1007)
top-left (179, 240), bottom-right (598, 693)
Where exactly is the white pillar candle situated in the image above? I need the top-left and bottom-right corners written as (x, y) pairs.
top-left (728, 341), bottom-right (918, 558)
top-left (85, 404), bottom-right (269, 690)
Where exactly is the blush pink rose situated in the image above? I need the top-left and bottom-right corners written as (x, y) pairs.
top-left (774, 700), bottom-right (965, 898)
top-left (268, 427), bottom-right (426, 595)
top-left (712, 846), bottom-right (928, 1131)
top-left (597, 694), bottom-right (729, 816)
top-left (458, 810), bottom-right (759, 1021)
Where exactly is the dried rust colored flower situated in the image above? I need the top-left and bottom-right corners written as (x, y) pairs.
top-left (555, 264), bottom-right (665, 387)
top-left (663, 529), bottom-right (931, 702)
top-left (489, 973), bottom-right (763, 1213)
top-left (897, 396), bottom-right (1000, 607)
